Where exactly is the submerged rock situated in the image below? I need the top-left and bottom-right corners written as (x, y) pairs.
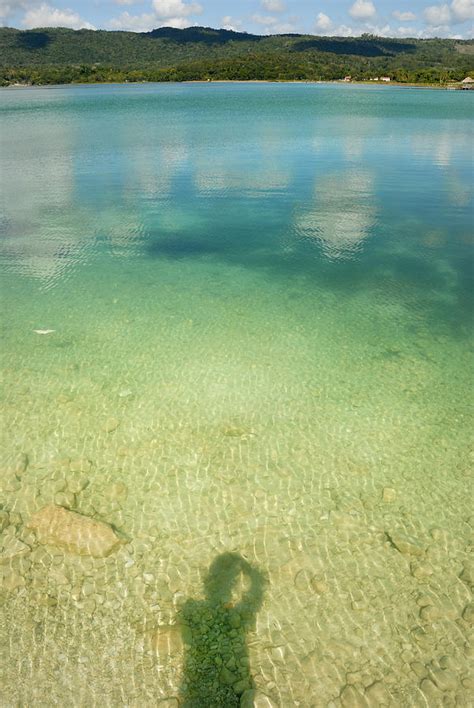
top-left (27, 504), bottom-right (122, 557)
top-left (69, 458), bottom-right (92, 473)
top-left (0, 511), bottom-right (9, 533)
top-left (240, 689), bottom-right (277, 708)
top-left (233, 679), bottom-right (251, 695)
top-left (382, 487), bottom-right (397, 503)
top-left (145, 624), bottom-right (183, 658)
top-left (311, 578), bottom-right (329, 594)
top-left (420, 678), bottom-right (442, 702)
top-left (105, 482), bottom-right (128, 502)
top-left (386, 531), bottom-right (425, 556)
top-left (463, 602), bottom-right (474, 625)
top-left (459, 562), bottom-right (473, 587)
top-left (410, 561), bottom-right (433, 580)
top-left (67, 477), bottom-right (89, 494)
top-left (429, 667), bottom-right (458, 692)
top-left (340, 684), bottom-right (368, 707)
top-left (13, 452), bottom-right (29, 477)
top-left (0, 474), bottom-right (20, 493)
top-left (103, 417), bottom-right (120, 433)
top-left (1, 567), bottom-right (25, 592)
top-left (294, 569), bottom-right (314, 592)
top-left (54, 491), bottom-right (76, 508)
top-left (0, 536), bottom-right (30, 563)
top-left (419, 605), bottom-right (441, 622)
top-left (365, 680), bottom-right (391, 705)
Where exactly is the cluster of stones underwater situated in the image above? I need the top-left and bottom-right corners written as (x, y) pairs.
top-left (1, 448), bottom-right (473, 706)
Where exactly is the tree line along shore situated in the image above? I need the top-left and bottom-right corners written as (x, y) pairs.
top-left (0, 26), bottom-right (473, 88)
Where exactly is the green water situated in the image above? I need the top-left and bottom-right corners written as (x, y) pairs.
top-left (1, 83), bottom-right (473, 706)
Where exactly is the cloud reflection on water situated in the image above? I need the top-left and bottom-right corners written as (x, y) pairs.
top-left (1, 84), bottom-right (472, 289)
top-left (293, 169), bottom-right (377, 261)
top-left (0, 111), bottom-right (85, 287)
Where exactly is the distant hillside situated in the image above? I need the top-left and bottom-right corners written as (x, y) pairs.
top-left (1, 26), bottom-right (473, 86)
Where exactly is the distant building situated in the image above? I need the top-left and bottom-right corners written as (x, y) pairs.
top-left (461, 76), bottom-right (474, 89)
top-left (380, 77), bottom-right (391, 82)
top-left (343, 76), bottom-right (352, 82)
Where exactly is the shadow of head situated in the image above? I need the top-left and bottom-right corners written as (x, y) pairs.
top-left (204, 552), bottom-right (265, 612)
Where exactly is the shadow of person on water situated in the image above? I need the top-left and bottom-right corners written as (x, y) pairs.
top-left (178, 552), bottom-right (266, 707)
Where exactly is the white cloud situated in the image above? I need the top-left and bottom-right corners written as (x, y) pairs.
top-left (221, 15), bottom-right (243, 31)
top-left (451, 0), bottom-right (474, 21)
top-left (21, 2), bottom-right (95, 29)
top-left (152, 0), bottom-right (202, 18)
top-left (423, 3), bottom-right (451, 25)
top-left (330, 24), bottom-right (357, 36)
top-left (0, 0), bottom-right (14, 21)
top-left (332, 22), bottom-right (391, 36)
top-left (108, 11), bottom-right (160, 31)
top-left (261, 0), bottom-right (285, 11)
top-left (349, 0), bottom-right (377, 19)
top-left (368, 22), bottom-right (424, 35)
top-left (322, 21), bottom-right (435, 38)
top-left (109, 0), bottom-right (202, 32)
top-left (315, 12), bottom-right (333, 31)
top-left (109, 12), bottom-right (196, 30)
top-left (309, 14), bottom-right (471, 39)
top-left (422, 0), bottom-right (474, 27)
top-left (392, 10), bottom-right (417, 20)
top-left (251, 13), bottom-right (296, 33)
top-left (252, 13), bottom-right (278, 25)
top-left (270, 21), bottom-right (296, 32)
top-left (114, 0), bottom-right (140, 6)
top-left (0, 0), bottom-right (37, 22)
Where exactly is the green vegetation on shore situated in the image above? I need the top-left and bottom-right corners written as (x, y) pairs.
top-left (1, 26), bottom-right (473, 87)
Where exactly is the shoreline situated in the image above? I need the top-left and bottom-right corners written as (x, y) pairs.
top-left (0, 79), bottom-right (465, 91)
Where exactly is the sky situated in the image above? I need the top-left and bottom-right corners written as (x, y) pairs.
top-left (0, 0), bottom-right (473, 38)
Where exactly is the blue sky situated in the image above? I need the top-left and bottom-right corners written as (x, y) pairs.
top-left (1, 0), bottom-right (473, 38)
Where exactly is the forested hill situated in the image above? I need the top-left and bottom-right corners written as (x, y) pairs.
top-left (1, 25), bottom-right (473, 86)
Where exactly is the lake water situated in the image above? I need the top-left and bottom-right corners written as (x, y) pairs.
top-left (1, 83), bottom-right (473, 706)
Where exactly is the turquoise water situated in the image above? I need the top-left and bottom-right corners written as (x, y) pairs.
top-left (1, 83), bottom-right (473, 706)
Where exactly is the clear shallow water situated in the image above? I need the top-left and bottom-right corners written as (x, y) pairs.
top-left (0, 83), bottom-right (473, 706)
